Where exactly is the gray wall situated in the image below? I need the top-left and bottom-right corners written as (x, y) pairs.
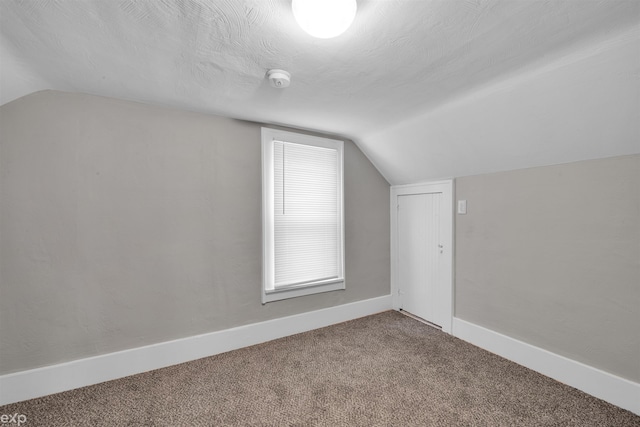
top-left (0, 90), bottom-right (391, 374)
top-left (455, 154), bottom-right (640, 382)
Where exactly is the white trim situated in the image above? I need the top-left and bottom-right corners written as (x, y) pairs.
top-left (0, 295), bottom-right (392, 406)
top-left (391, 179), bottom-right (454, 190)
top-left (452, 317), bottom-right (640, 415)
top-left (390, 180), bottom-right (454, 334)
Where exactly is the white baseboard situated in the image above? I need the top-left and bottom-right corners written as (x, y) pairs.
top-left (0, 295), bottom-right (392, 406)
top-left (452, 317), bottom-right (640, 416)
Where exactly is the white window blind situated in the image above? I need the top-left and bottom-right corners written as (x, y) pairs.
top-left (273, 141), bottom-right (339, 288)
top-left (262, 128), bottom-right (344, 303)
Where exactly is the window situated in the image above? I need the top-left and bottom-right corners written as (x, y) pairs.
top-left (262, 128), bottom-right (345, 303)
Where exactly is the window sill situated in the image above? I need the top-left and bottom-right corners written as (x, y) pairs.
top-left (262, 280), bottom-right (345, 303)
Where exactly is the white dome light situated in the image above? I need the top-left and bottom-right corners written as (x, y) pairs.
top-left (292, 0), bottom-right (357, 39)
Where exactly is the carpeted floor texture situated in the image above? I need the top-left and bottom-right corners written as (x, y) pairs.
top-left (1, 311), bottom-right (638, 426)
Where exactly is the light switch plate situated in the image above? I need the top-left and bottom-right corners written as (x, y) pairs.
top-left (457, 200), bottom-right (467, 214)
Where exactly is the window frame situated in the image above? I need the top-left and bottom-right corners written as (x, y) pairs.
top-left (261, 128), bottom-right (345, 303)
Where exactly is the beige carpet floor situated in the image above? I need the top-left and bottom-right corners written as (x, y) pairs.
top-left (1, 310), bottom-right (638, 426)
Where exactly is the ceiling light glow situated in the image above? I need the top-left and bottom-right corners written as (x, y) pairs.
top-left (292, 0), bottom-right (357, 39)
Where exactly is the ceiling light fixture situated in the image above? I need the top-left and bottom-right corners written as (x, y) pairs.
top-left (292, 0), bottom-right (357, 39)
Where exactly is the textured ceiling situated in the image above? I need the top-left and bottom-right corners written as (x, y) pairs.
top-left (1, 0), bottom-right (639, 182)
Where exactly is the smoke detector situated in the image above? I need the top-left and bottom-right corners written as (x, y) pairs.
top-left (267, 69), bottom-right (291, 88)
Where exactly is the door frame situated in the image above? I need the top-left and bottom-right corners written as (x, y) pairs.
top-left (391, 180), bottom-right (454, 334)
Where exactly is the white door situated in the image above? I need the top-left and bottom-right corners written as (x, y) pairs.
top-left (397, 192), bottom-right (443, 326)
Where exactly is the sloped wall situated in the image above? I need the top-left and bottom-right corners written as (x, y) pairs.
top-left (363, 28), bottom-right (639, 184)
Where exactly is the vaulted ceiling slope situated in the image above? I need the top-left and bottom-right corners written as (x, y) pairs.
top-left (1, 0), bottom-right (639, 184)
